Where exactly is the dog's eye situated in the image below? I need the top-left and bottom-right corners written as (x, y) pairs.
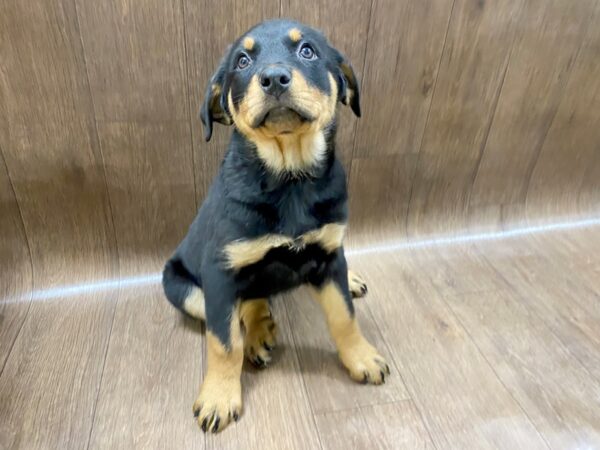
top-left (298, 44), bottom-right (316, 60)
top-left (236, 54), bottom-right (251, 69)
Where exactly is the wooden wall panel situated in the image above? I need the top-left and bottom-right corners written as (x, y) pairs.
top-left (353, 0), bottom-right (454, 158)
top-left (281, 0), bottom-right (371, 169)
top-left (75, 0), bottom-right (197, 273)
top-left (470, 0), bottom-right (594, 209)
top-left (97, 122), bottom-right (197, 275)
top-left (184, 0), bottom-right (279, 204)
top-left (407, 0), bottom-right (524, 236)
top-left (526, 4), bottom-right (600, 220)
top-left (75, 0), bottom-right (189, 121)
top-left (0, 152), bottom-right (32, 372)
top-left (348, 0), bottom-right (454, 240)
top-left (0, 0), bottom-right (117, 282)
top-left (347, 155), bottom-right (417, 246)
top-left (1, 120), bottom-right (117, 281)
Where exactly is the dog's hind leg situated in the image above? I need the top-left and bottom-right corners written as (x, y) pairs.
top-left (240, 299), bottom-right (277, 368)
top-left (348, 269), bottom-right (368, 298)
top-left (162, 258), bottom-right (206, 320)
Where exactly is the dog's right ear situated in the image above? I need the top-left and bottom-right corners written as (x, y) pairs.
top-left (200, 51), bottom-right (233, 142)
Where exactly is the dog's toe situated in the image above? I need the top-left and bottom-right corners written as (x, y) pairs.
top-left (340, 342), bottom-right (390, 385)
top-left (244, 315), bottom-right (277, 368)
top-left (348, 270), bottom-right (368, 299)
top-left (193, 377), bottom-right (242, 433)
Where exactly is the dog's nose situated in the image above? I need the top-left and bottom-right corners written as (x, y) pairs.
top-left (259, 66), bottom-right (291, 97)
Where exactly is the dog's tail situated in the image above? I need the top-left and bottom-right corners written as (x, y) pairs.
top-left (162, 258), bottom-right (206, 320)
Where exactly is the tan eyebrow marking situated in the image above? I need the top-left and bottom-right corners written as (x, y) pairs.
top-left (243, 36), bottom-right (255, 51)
top-left (289, 28), bottom-right (302, 43)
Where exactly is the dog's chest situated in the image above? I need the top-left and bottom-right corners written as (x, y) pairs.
top-left (223, 222), bottom-right (345, 271)
top-left (230, 234), bottom-right (341, 299)
top-left (223, 209), bottom-right (346, 299)
top-left (221, 171), bottom-right (347, 297)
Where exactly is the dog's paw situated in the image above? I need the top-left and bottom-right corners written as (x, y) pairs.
top-left (193, 377), bottom-right (242, 433)
top-left (339, 341), bottom-right (390, 385)
top-left (348, 270), bottom-right (368, 299)
top-left (244, 313), bottom-right (277, 368)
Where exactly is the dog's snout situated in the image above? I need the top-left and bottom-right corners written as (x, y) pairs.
top-left (259, 66), bottom-right (291, 97)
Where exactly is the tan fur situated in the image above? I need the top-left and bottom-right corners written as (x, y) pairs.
top-left (288, 28), bottom-right (302, 42)
top-left (208, 83), bottom-right (232, 125)
top-left (343, 87), bottom-right (354, 105)
top-left (224, 234), bottom-right (294, 269)
top-left (182, 287), bottom-right (206, 319)
top-left (193, 306), bottom-right (244, 432)
top-left (228, 72), bottom-right (338, 174)
top-left (311, 282), bottom-right (389, 384)
top-left (303, 223), bottom-right (346, 252)
top-left (348, 270), bottom-right (368, 298)
top-left (242, 36), bottom-right (255, 51)
top-left (240, 299), bottom-right (277, 366)
top-left (223, 223), bottom-right (346, 270)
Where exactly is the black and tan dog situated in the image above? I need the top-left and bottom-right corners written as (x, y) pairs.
top-left (162, 19), bottom-right (389, 433)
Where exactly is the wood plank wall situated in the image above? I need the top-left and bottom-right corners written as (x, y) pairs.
top-left (1, 0), bottom-right (599, 287)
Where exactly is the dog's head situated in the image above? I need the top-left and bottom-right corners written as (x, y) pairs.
top-left (200, 19), bottom-right (360, 146)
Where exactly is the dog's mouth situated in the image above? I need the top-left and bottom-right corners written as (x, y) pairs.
top-left (251, 105), bottom-right (314, 134)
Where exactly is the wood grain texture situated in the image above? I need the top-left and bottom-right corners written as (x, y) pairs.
top-left (97, 122), bottom-right (197, 275)
top-left (284, 287), bottom-right (407, 414)
top-left (88, 286), bottom-right (205, 450)
top-left (75, 0), bottom-right (189, 121)
top-left (526, 4), bottom-right (600, 220)
top-left (407, 0), bottom-right (524, 235)
top-left (346, 155), bottom-right (417, 246)
top-left (0, 292), bottom-right (117, 450)
top-left (447, 289), bottom-right (600, 448)
top-left (0, 3), bottom-right (117, 448)
top-left (281, 0), bottom-right (370, 168)
top-left (352, 253), bottom-right (548, 449)
top-left (353, 0), bottom-right (454, 159)
top-left (486, 251), bottom-right (600, 383)
top-left (315, 400), bottom-right (435, 450)
top-left (470, 0), bottom-right (595, 208)
top-left (0, 0), bottom-right (117, 283)
top-left (0, 152), bottom-right (32, 372)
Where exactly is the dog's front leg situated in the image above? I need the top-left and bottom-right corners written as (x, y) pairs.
top-left (310, 250), bottom-right (390, 384)
top-left (193, 267), bottom-right (243, 433)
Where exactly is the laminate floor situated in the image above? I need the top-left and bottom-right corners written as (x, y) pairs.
top-left (1, 226), bottom-right (599, 449)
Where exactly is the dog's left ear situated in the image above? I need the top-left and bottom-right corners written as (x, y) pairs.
top-left (200, 51), bottom-right (233, 142)
top-left (332, 49), bottom-right (361, 118)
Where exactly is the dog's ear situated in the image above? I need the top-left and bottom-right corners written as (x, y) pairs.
top-left (332, 49), bottom-right (361, 118)
top-left (200, 51), bottom-right (233, 142)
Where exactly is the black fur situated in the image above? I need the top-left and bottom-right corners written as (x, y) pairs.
top-left (162, 19), bottom-right (360, 347)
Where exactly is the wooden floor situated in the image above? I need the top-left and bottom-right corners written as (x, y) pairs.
top-left (1, 226), bottom-right (599, 449)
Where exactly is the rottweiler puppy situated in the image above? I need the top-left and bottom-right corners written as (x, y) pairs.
top-left (162, 19), bottom-right (389, 433)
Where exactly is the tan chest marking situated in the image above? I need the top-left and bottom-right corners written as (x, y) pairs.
top-left (224, 223), bottom-right (346, 270)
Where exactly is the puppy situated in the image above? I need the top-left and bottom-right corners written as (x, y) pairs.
top-left (162, 19), bottom-right (389, 433)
